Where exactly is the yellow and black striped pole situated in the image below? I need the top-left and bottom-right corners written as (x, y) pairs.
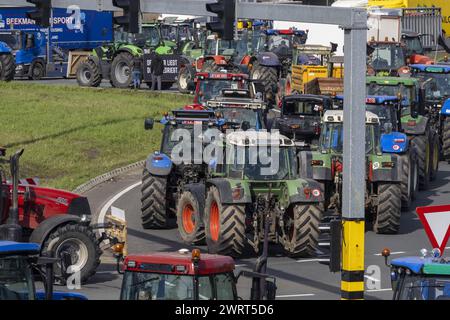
top-left (341, 219), bottom-right (365, 300)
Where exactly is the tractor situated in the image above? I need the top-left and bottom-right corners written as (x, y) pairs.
top-left (298, 110), bottom-right (403, 234)
top-left (366, 76), bottom-right (440, 189)
top-left (381, 248), bottom-right (450, 300)
top-left (269, 94), bottom-right (333, 148)
top-left (0, 241), bottom-right (88, 300)
top-left (177, 131), bottom-right (324, 258)
top-left (410, 64), bottom-right (450, 162)
top-left (0, 147), bottom-right (117, 284)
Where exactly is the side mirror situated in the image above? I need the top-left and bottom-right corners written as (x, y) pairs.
top-left (241, 121), bottom-right (251, 131)
top-left (144, 118), bottom-right (154, 130)
top-left (384, 122), bottom-right (393, 134)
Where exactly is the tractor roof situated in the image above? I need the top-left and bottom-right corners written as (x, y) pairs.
top-left (162, 109), bottom-right (216, 125)
top-left (410, 64), bottom-right (450, 74)
top-left (366, 76), bottom-right (418, 86)
top-left (123, 251), bottom-right (235, 276)
top-left (226, 131), bottom-right (294, 147)
top-left (0, 241), bottom-right (40, 256)
top-left (195, 72), bottom-right (248, 81)
top-left (323, 110), bottom-right (380, 124)
top-left (391, 257), bottom-right (450, 276)
top-left (284, 94), bottom-right (332, 103)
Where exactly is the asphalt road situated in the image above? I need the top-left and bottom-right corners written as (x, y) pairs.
top-left (53, 160), bottom-right (450, 300)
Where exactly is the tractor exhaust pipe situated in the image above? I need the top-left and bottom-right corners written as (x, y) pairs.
top-left (0, 149), bottom-right (24, 242)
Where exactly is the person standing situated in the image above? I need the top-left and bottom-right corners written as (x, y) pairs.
top-left (150, 52), bottom-right (164, 91)
top-left (132, 56), bottom-right (142, 90)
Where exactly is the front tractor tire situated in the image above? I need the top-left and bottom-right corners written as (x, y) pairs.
top-left (77, 58), bottom-right (102, 87)
top-left (176, 191), bottom-right (205, 245)
top-left (41, 224), bottom-right (101, 285)
top-left (0, 53), bottom-right (15, 82)
top-left (110, 52), bottom-right (134, 88)
top-left (204, 186), bottom-right (246, 257)
top-left (373, 183), bottom-right (402, 234)
top-left (443, 117), bottom-right (450, 162)
top-left (280, 204), bottom-right (322, 258)
top-left (410, 135), bottom-right (431, 190)
top-left (250, 62), bottom-right (278, 103)
top-left (141, 169), bottom-right (171, 229)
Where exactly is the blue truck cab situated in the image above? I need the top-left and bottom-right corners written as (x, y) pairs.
top-left (0, 241), bottom-right (87, 300)
top-left (382, 248), bottom-right (450, 300)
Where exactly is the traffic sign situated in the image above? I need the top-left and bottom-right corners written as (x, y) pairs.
top-left (416, 205), bottom-right (450, 255)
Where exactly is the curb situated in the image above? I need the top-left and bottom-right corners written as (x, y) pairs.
top-left (73, 160), bottom-right (145, 195)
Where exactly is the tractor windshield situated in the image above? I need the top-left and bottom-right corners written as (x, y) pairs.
top-left (368, 44), bottom-right (406, 71)
top-left (198, 80), bottom-right (244, 104)
top-left (414, 72), bottom-right (450, 99)
top-left (283, 99), bottom-right (323, 116)
top-left (141, 26), bottom-right (162, 47)
top-left (0, 256), bottom-right (35, 300)
top-left (365, 104), bottom-right (395, 130)
top-left (161, 123), bottom-right (211, 156)
top-left (0, 33), bottom-right (21, 51)
top-left (227, 146), bottom-right (297, 181)
top-left (397, 275), bottom-right (450, 300)
top-left (366, 84), bottom-right (415, 103)
top-left (320, 123), bottom-right (379, 155)
top-left (216, 108), bottom-right (260, 129)
top-left (120, 271), bottom-right (236, 300)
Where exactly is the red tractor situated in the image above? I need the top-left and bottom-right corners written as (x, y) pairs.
top-left (0, 147), bottom-right (105, 284)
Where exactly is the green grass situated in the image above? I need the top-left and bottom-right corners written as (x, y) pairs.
top-left (0, 82), bottom-right (192, 190)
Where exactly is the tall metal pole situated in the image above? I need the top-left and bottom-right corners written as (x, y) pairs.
top-left (341, 15), bottom-right (367, 300)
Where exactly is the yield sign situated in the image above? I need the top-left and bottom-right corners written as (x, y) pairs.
top-left (416, 205), bottom-right (450, 255)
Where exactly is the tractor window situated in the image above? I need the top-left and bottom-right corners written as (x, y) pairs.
top-left (404, 37), bottom-right (424, 56)
top-left (198, 80), bottom-right (238, 104)
top-left (368, 45), bottom-right (406, 71)
top-left (415, 72), bottom-right (450, 98)
top-left (320, 123), bottom-right (377, 154)
top-left (216, 108), bottom-right (259, 129)
top-left (214, 273), bottom-right (236, 300)
top-left (366, 84), bottom-right (415, 103)
top-left (142, 27), bottom-right (162, 47)
top-left (0, 256), bottom-right (35, 300)
top-left (0, 33), bottom-right (21, 50)
top-left (398, 275), bottom-right (450, 300)
top-left (283, 100), bottom-right (322, 116)
top-left (365, 104), bottom-right (395, 129)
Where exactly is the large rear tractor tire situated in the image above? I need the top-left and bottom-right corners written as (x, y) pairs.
top-left (141, 168), bottom-right (171, 229)
top-left (429, 132), bottom-right (440, 181)
top-left (177, 64), bottom-right (195, 93)
top-left (373, 183), bottom-right (402, 234)
top-left (176, 191), bottom-right (205, 245)
top-left (250, 62), bottom-right (278, 103)
top-left (443, 117), bottom-right (450, 162)
top-left (410, 135), bottom-right (431, 190)
top-left (280, 204), bottom-right (322, 258)
top-left (76, 58), bottom-right (102, 87)
top-left (41, 224), bottom-right (101, 285)
top-left (0, 53), bottom-right (15, 82)
top-left (110, 52), bottom-right (134, 88)
top-left (204, 186), bottom-right (246, 257)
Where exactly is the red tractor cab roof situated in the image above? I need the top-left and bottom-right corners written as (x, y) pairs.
top-left (123, 251), bottom-right (235, 276)
top-left (195, 72), bottom-right (249, 82)
top-left (183, 104), bottom-right (206, 111)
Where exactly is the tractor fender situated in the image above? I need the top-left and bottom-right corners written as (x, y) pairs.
top-left (29, 214), bottom-right (83, 247)
top-left (183, 183), bottom-right (206, 219)
top-left (402, 116), bottom-right (428, 135)
top-left (371, 154), bottom-right (401, 183)
top-left (257, 52), bottom-right (281, 67)
top-left (289, 178), bottom-right (325, 204)
top-left (145, 153), bottom-right (172, 176)
top-left (440, 98), bottom-right (450, 116)
top-left (206, 178), bottom-right (252, 205)
top-left (380, 132), bottom-right (409, 154)
top-left (0, 42), bottom-right (12, 53)
top-left (116, 46), bottom-right (143, 58)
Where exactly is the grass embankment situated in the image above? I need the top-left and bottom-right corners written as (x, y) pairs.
top-left (0, 82), bottom-right (192, 190)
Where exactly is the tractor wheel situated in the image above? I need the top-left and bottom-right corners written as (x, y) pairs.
top-left (76, 58), bottom-right (102, 87)
top-left (177, 65), bottom-right (195, 93)
top-left (29, 61), bottom-right (45, 80)
top-left (176, 191), bottom-right (205, 245)
top-left (41, 223), bottom-right (101, 285)
top-left (141, 168), bottom-right (171, 229)
top-left (0, 53), bottom-right (15, 82)
top-left (204, 186), bottom-right (246, 257)
top-left (429, 132), bottom-right (440, 181)
top-left (250, 62), bottom-right (278, 103)
top-left (399, 153), bottom-right (417, 210)
top-left (373, 183), bottom-right (402, 234)
top-left (443, 117), bottom-right (450, 162)
top-left (410, 134), bottom-right (431, 190)
top-left (110, 52), bottom-right (134, 88)
top-left (201, 60), bottom-right (221, 73)
top-left (281, 204), bottom-right (322, 258)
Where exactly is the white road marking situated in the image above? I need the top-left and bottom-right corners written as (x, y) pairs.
top-left (276, 293), bottom-right (315, 298)
top-left (296, 259), bottom-right (321, 263)
top-left (367, 288), bottom-right (392, 292)
top-left (374, 251), bottom-right (405, 256)
top-left (364, 275), bottom-right (380, 282)
top-left (97, 181), bottom-right (142, 225)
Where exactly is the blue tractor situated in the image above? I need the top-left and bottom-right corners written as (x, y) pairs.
top-left (0, 35), bottom-right (15, 81)
top-left (382, 248), bottom-right (450, 300)
top-left (0, 241), bottom-right (87, 300)
top-left (410, 64), bottom-right (450, 162)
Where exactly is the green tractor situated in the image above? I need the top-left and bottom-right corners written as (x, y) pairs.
top-left (298, 110), bottom-right (403, 234)
top-left (366, 77), bottom-right (440, 189)
top-left (177, 131), bottom-right (324, 258)
top-left (77, 26), bottom-right (173, 89)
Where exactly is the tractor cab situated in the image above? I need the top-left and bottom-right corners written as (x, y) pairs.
top-left (254, 29), bottom-right (308, 59)
top-left (367, 40), bottom-right (408, 77)
top-left (401, 31), bottom-right (433, 65)
top-left (410, 64), bottom-right (450, 110)
top-left (382, 248), bottom-right (450, 300)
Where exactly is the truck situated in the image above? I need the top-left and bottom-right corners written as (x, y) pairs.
top-left (0, 6), bottom-right (113, 80)
top-left (381, 247), bottom-right (450, 300)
